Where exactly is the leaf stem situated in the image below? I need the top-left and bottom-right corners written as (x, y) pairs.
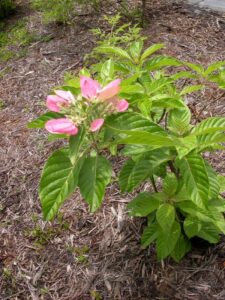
top-left (150, 175), bottom-right (158, 193)
top-left (168, 161), bottom-right (179, 178)
top-left (157, 109), bottom-right (166, 124)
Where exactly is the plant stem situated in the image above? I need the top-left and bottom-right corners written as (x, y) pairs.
top-left (164, 112), bottom-right (168, 130)
top-left (150, 176), bottom-right (158, 193)
top-left (157, 109), bottom-right (166, 124)
top-left (168, 161), bottom-right (179, 178)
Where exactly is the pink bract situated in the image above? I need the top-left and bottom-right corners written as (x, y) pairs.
top-left (80, 76), bottom-right (101, 100)
top-left (47, 95), bottom-right (69, 112)
top-left (90, 118), bottom-right (104, 132)
top-left (45, 118), bottom-right (78, 135)
top-left (55, 90), bottom-right (75, 102)
top-left (117, 99), bottom-right (129, 112)
top-left (98, 79), bottom-right (121, 101)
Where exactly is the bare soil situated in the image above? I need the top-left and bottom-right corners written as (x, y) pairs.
top-left (1, 1), bottom-right (225, 299)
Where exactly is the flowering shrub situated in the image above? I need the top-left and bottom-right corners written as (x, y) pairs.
top-left (29, 37), bottom-right (225, 261)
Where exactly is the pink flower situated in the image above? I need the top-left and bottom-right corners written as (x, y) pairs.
top-left (55, 90), bottom-right (75, 102)
top-left (47, 95), bottom-right (69, 112)
top-left (90, 119), bottom-right (104, 132)
top-left (117, 99), bottom-right (129, 112)
top-left (45, 118), bottom-right (78, 135)
top-left (98, 79), bottom-right (121, 101)
top-left (80, 76), bottom-right (101, 100)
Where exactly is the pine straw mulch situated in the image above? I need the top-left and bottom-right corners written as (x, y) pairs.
top-left (1, 0), bottom-right (225, 299)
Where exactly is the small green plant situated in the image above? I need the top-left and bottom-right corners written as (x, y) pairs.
top-left (0, 99), bottom-right (5, 110)
top-left (0, 0), bottom-right (15, 20)
top-left (29, 21), bottom-right (225, 262)
top-left (32, 0), bottom-right (76, 24)
top-left (67, 245), bottom-right (89, 263)
top-left (0, 19), bottom-right (37, 62)
top-left (86, 14), bottom-right (144, 66)
top-left (90, 290), bottom-right (102, 300)
top-left (3, 267), bottom-right (12, 278)
top-left (32, 0), bottom-right (102, 24)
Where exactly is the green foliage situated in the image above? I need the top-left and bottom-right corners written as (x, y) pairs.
top-left (0, 19), bottom-right (37, 62)
top-left (0, 0), bottom-right (15, 20)
top-left (32, 0), bottom-right (101, 24)
top-left (78, 155), bottom-right (112, 212)
top-left (32, 0), bottom-right (76, 24)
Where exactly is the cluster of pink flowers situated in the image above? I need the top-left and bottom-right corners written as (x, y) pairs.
top-left (45, 77), bottom-right (129, 135)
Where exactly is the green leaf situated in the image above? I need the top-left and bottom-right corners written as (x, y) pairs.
top-left (218, 175), bottom-right (225, 193)
top-left (127, 192), bottom-right (162, 216)
top-left (121, 145), bottom-right (155, 156)
top-left (27, 112), bottom-right (63, 129)
top-left (105, 112), bottom-right (166, 143)
top-left (119, 149), bottom-right (172, 192)
top-left (78, 155), bottom-right (112, 212)
top-left (101, 59), bottom-right (114, 80)
top-left (140, 44), bottom-right (164, 62)
top-left (171, 71), bottom-right (197, 81)
top-left (145, 55), bottom-right (181, 71)
top-left (185, 62), bottom-right (204, 74)
top-left (114, 61), bottom-right (132, 73)
top-left (96, 46), bottom-right (132, 61)
top-left (48, 134), bottom-right (68, 141)
top-left (151, 95), bottom-right (186, 109)
top-left (180, 85), bottom-right (204, 96)
top-left (163, 173), bottom-right (178, 197)
top-left (208, 197), bottom-right (225, 212)
top-left (141, 223), bottom-right (158, 248)
top-left (138, 97), bottom-right (152, 117)
top-left (64, 77), bottom-right (80, 88)
top-left (120, 83), bottom-right (144, 95)
top-left (197, 224), bottom-right (220, 243)
top-left (156, 221), bottom-right (181, 260)
top-left (184, 216), bottom-right (201, 238)
top-left (197, 132), bottom-right (225, 150)
top-left (192, 117), bottom-right (225, 136)
top-left (170, 234), bottom-right (191, 262)
top-left (176, 154), bottom-right (209, 207)
top-left (106, 112), bottom-right (164, 134)
top-left (168, 106), bottom-right (191, 135)
top-left (39, 148), bottom-right (82, 220)
top-left (156, 203), bottom-right (175, 232)
top-left (117, 130), bottom-right (180, 148)
top-left (69, 127), bottom-right (86, 164)
top-left (119, 159), bottom-right (153, 193)
top-left (129, 40), bottom-right (143, 61)
top-left (176, 135), bottom-right (197, 159)
top-left (204, 61), bottom-right (225, 76)
top-left (148, 77), bottom-right (172, 94)
top-left (177, 201), bottom-right (225, 235)
top-left (205, 164), bottom-right (220, 199)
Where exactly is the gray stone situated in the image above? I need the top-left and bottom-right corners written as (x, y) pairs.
top-left (188, 0), bottom-right (225, 12)
top-left (188, 0), bottom-right (202, 4)
top-left (201, 0), bottom-right (225, 11)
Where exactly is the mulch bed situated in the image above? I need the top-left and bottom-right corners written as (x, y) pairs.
top-left (1, 0), bottom-right (225, 299)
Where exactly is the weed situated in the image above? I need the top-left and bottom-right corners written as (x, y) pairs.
top-left (32, 0), bottom-right (103, 25)
top-left (39, 287), bottom-right (49, 295)
top-left (0, 99), bottom-right (5, 110)
top-left (0, 19), bottom-right (38, 62)
top-left (32, 0), bottom-right (76, 24)
top-left (90, 290), bottom-right (102, 300)
top-left (3, 267), bottom-right (12, 278)
top-left (67, 245), bottom-right (89, 264)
